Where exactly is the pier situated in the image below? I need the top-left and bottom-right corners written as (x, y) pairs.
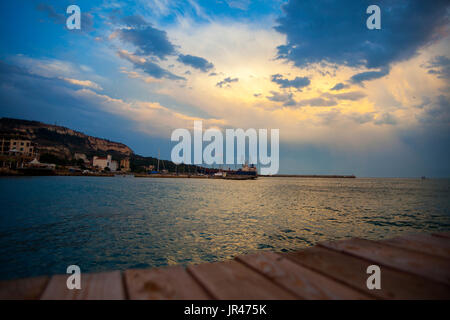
top-left (1, 232), bottom-right (449, 300)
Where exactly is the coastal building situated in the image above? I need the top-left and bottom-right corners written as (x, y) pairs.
top-left (26, 158), bottom-right (56, 170)
top-left (110, 160), bottom-right (118, 172)
top-left (0, 138), bottom-right (36, 157)
top-left (93, 155), bottom-right (111, 170)
top-left (92, 154), bottom-right (118, 171)
top-left (0, 137), bottom-right (37, 168)
top-left (120, 158), bottom-right (130, 171)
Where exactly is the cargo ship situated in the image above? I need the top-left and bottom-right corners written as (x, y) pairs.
top-left (222, 163), bottom-right (258, 180)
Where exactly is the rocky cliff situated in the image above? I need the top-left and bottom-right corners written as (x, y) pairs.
top-left (0, 118), bottom-right (133, 159)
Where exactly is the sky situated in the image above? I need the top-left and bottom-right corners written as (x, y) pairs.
top-left (0, 0), bottom-right (449, 177)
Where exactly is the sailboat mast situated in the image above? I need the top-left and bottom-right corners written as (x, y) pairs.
top-left (157, 149), bottom-right (160, 172)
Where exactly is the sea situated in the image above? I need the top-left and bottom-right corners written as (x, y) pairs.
top-left (0, 176), bottom-right (449, 280)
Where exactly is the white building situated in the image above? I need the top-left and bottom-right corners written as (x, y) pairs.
top-left (93, 155), bottom-right (115, 171)
top-left (110, 160), bottom-right (118, 172)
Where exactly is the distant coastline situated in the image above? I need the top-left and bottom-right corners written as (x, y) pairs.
top-left (261, 174), bottom-right (356, 178)
top-left (0, 168), bottom-right (355, 179)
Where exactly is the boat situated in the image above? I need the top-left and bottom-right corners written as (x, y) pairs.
top-left (222, 163), bottom-right (258, 180)
top-left (211, 171), bottom-right (224, 179)
top-left (16, 158), bottom-right (56, 176)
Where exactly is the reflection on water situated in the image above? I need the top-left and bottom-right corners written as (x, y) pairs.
top-left (0, 176), bottom-right (449, 280)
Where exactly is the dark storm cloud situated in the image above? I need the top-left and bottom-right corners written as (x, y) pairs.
top-left (117, 51), bottom-right (185, 80)
top-left (271, 74), bottom-right (310, 89)
top-left (216, 77), bottom-right (239, 88)
top-left (138, 60), bottom-right (185, 80)
top-left (275, 0), bottom-right (449, 71)
top-left (177, 54), bottom-right (214, 72)
top-left (350, 67), bottom-right (390, 84)
top-left (117, 24), bottom-right (177, 59)
top-left (114, 15), bottom-right (185, 79)
top-left (115, 15), bottom-right (214, 75)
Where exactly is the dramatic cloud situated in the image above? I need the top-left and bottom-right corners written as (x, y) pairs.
top-left (0, 59), bottom-right (220, 138)
top-left (271, 74), bottom-right (310, 89)
top-left (114, 15), bottom-right (214, 79)
top-left (2, 1), bottom-right (449, 177)
top-left (117, 50), bottom-right (185, 80)
top-left (216, 77), bottom-right (238, 88)
top-left (177, 54), bottom-right (214, 72)
top-left (275, 0), bottom-right (449, 70)
top-left (350, 67), bottom-right (390, 84)
top-left (117, 23), bottom-right (176, 59)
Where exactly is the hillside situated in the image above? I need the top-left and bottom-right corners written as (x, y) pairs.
top-left (0, 118), bottom-right (133, 160)
top-left (0, 117), bottom-right (205, 173)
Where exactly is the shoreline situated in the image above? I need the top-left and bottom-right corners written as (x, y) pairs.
top-left (260, 174), bottom-right (356, 178)
top-left (0, 169), bottom-right (356, 179)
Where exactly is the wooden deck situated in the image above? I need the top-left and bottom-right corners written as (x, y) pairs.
top-left (1, 232), bottom-right (449, 300)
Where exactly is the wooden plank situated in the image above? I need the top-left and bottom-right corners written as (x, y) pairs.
top-left (285, 246), bottom-right (450, 300)
top-left (432, 231), bottom-right (450, 240)
top-left (319, 238), bottom-right (450, 285)
top-left (0, 276), bottom-right (49, 300)
top-left (40, 271), bottom-right (125, 300)
top-left (237, 252), bottom-right (371, 299)
top-left (125, 265), bottom-right (210, 300)
top-left (382, 233), bottom-right (450, 259)
top-left (187, 260), bottom-right (296, 299)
